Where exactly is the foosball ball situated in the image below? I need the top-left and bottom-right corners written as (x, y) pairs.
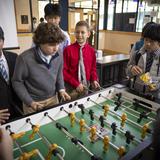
top-left (1, 86), bottom-right (159, 160)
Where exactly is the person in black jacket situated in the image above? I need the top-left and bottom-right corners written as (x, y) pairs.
top-left (0, 26), bottom-right (22, 121)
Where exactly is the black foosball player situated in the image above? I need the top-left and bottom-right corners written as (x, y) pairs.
top-left (114, 101), bottom-right (122, 111)
top-left (116, 93), bottom-right (122, 102)
top-left (137, 111), bottom-right (148, 123)
top-left (89, 109), bottom-right (94, 121)
top-left (125, 130), bottom-right (135, 144)
top-left (99, 115), bottom-right (105, 128)
top-left (111, 122), bottom-right (117, 136)
top-left (133, 99), bottom-right (140, 111)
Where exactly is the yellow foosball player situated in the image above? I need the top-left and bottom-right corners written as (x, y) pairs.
top-left (69, 112), bottom-right (75, 127)
top-left (46, 143), bottom-right (58, 160)
top-left (121, 113), bottom-right (127, 128)
top-left (29, 125), bottom-right (40, 140)
top-left (103, 136), bottom-right (110, 152)
top-left (10, 131), bottom-right (26, 141)
top-left (19, 149), bottom-right (38, 160)
top-left (103, 105), bottom-right (109, 117)
top-left (79, 119), bottom-right (86, 133)
top-left (89, 126), bottom-right (97, 143)
top-left (117, 146), bottom-right (126, 158)
top-left (141, 123), bottom-right (149, 140)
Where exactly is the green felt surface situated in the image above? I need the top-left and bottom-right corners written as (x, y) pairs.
top-left (13, 98), bottom-right (155, 160)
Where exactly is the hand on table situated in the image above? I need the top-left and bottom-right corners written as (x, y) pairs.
top-left (0, 109), bottom-right (10, 125)
top-left (91, 81), bottom-right (100, 90)
top-left (76, 83), bottom-right (85, 93)
top-left (30, 101), bottom-right (44, 111)
top-left (59, 91), bottom-right (71, 101)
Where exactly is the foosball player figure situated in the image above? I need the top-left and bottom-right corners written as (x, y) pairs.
top-left (133, 99), bottom-right (139, 111)
top-left (103, 136), bottom-right (110, 152)
top-left (78, 104), bottom-right (85, 115)
top-left (46, 143), bottom-right (58, 160)
top-left (121, 113), bottom-right (127, 128)
top-left (99, 115), bottom-right (105, 128)
top-left (10, 131), bottom-right (26, 141)
top-left (125, 131), bottom-right (134, 144)
top-left (116, 93), bottom-right (122, 102)
top-left (114, 101), bottom-right (121, 111)
top-left (9, 130), bottom-right (38, 160)
top-left (90, 126), bottom-right (97, 143)
top-left (89, 109), bottom-right (94, 121)
top-left (79, 119), bottom-right (86, 133)
top-left (117, 146), bottom-right (126, 158)
top-left (141, 123), bottom-right (149, 140)
top-left (69, 112), bottom-right (75, 127)
top-left (103, 105), bottom-right (109, 117)
top-left (111, 122), bottom-right (117, 136)
top-left (29, 125), bottom-right (40, 140)
top-left (137, 111), bottom-right (147, 123)
top-left (19, 149), bottom-right (38, 160)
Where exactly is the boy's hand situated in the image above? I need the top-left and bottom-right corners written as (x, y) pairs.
top-left (30, 101), bottom-right (44, 111)
top-left (91, 81), bottom-right (100, 90)
top-left (59, 91), bottom-right (71, 101)
top-left (131, 65), bottom-right (143, 75)
top-left (76, 83), bottom-right (85, 93)
top-left (0, 109), bottom-right (10, 125)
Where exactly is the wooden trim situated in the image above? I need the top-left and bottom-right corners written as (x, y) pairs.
top-left (14, 0), bottom-right (18, 33)
top-left (99, 30), bottom-right (141, 36)
top-left (17, 33), bottom-right (33, 37)
top-left (102, 49), bottom-right (128, 55)
top-left (99, 30), bottom-right (106, 33)
top-left (17, 29), bottom-right (31, 33)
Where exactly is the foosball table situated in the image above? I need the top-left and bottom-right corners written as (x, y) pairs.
top-left (1, 86), bottom-right (160, 160)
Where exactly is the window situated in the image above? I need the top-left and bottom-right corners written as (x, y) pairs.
top-left (106, 0), bottom-right (159, 32)
top-left (99, 0), bottom-right (104, 30)
top-left (107, 0), bottom-right (115, 30)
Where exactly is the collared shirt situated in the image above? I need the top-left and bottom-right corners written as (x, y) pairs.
top-left (38, 47), bottom-right (52, 64)
top-left (0, 51), bottom-right (9, 80)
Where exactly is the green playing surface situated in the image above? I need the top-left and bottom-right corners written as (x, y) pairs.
top-left (13, 97), bottom-right (155, 160)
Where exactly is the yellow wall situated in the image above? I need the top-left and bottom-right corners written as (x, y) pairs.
top-left (98, 30), bottom-right (141, 55)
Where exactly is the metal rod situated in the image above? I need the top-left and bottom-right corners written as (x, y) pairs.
top-left (45, 112), bottom-right (95, 157)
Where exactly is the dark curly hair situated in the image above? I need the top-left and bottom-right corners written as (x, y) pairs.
top-left (33, 23), bottom-right (65, 45)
